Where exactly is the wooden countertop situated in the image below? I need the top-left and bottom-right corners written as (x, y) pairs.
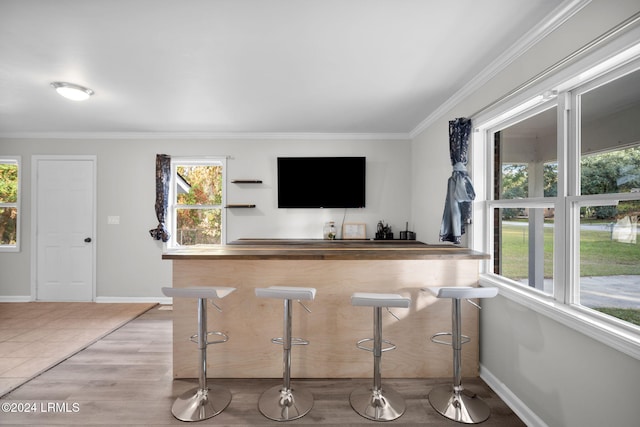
top-left (162, 239), bottom-right (489, 260)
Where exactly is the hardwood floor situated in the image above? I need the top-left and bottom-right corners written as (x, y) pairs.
top-left (1, 305), bottom-right (525, 426)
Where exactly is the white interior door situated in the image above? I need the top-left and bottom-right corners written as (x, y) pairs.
top-left (34, 156), bottom-right (96, 301)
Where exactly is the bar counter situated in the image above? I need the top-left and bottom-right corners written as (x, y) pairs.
top-left (163, 239), bottom-right (488, 260)
top-left (163, 240), bottom-right (489, 380)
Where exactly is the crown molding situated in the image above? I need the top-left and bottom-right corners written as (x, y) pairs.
top-left (0, 131), bottom-right (411, 141)
top-left (409, 0), bottom-right (592, 139)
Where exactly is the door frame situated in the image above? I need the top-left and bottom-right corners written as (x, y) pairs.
top-left (30, 155), bottom-right (97, 301)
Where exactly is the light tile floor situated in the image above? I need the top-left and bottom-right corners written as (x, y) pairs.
top-left (0, 302), bottom-right (156, 396)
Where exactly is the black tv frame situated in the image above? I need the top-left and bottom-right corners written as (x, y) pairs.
top-left (277, 156), bottom-right (366, 208)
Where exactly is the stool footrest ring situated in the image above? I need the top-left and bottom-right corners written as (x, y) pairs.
top-left (430, 332), bottom-right (470, 346)
top-left (190, 331), bottom-right (229, 345)
top-left (271, 337), bottom-right (309, 346)
top-left (356, 337), bottom-right (397, 353)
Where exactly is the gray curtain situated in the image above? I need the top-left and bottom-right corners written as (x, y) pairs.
top-left (149, 154), bottom-right (171, 242)
top-left (439, 118), bottom-right (475, 244)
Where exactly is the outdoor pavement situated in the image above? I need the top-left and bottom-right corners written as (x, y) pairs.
top-left (579, 275), bottom-right (640, 309)
top-left (525, 276), bottom-right (640, 309)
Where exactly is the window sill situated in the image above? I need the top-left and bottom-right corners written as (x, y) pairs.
top-left (479, 274), bottom-right (640, 361)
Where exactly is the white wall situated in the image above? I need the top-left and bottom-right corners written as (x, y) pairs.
top-left (411, 119), bottom-right (452, 243)
top-left (481, 295), bottom-right (640, 427)
top-left (410, 1), bottom-right (640, 426)
top-left (222, 138), bottom-right (412, 241)
top-left (0, 137), bottom-right (411, 299)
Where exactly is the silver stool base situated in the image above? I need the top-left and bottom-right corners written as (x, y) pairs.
top-left (429, 384), bottom-right (490, 424)
top-left (350, 385), bottom-right (406, 422)
top-left (258, 384), bottom-right (314, 421)
top-left (171, 384), bottom-right (232, 422)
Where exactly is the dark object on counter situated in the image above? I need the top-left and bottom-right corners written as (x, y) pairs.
top-left (400, 231), bottom-right (416, 240)
top-left (375, 221), bottom-right (395, 240)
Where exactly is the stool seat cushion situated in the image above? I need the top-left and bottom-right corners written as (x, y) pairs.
top-left (161, 286), bottom-right (236, 299)
top-left (423, 286), bottom-right (498, 300)
top-left (255, 286), bottom-right (316, 301)
top-left (351, 292), bottom-right (411, 308)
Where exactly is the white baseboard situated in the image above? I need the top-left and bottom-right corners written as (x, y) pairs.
top-left (480, 364), bottom-right (548, 427)
top-left (0, 296), bottom-right (32, 302)
top-left (95, 296), bottom-right (172, 304)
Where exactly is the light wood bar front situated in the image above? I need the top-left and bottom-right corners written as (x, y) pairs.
top-left (162, 240), bottom-right (488, 380)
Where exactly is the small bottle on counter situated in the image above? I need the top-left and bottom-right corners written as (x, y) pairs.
top-left (323, 221), bottom-right (337, 240)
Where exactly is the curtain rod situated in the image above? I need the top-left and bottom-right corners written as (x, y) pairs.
top-left (470, 10), bottom-right (640, 120)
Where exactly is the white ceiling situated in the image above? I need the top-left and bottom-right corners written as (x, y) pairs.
top-left (0, 0), bottom-right (569, 137)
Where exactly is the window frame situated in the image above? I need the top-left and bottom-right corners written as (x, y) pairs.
top-left (568, 64), bottom-right (640, 319)
top-left (0, 156), bottom-right (21, 252)
top-left (167, 156), bottom-right (227, 248)
top-left (487, 101), bottom-right (561, 299)
top-left (471, 40), bottom-right (640, 360)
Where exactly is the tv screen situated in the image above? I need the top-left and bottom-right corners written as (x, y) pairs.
top-left (277, 157), bottom-right (366, 208)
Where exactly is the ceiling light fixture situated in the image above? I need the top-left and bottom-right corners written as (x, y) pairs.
top-left (50, 82), bottom-right (94, 101)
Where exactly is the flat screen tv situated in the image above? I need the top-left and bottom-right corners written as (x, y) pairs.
top-left (277, 157), bottom-right (366, 208)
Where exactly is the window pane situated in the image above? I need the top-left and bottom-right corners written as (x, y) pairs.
top-left (494, 207), bottom-right (554, 294)
top-left (580, 68), bottom-right (640, 195)
top-left (176, 165), bottom-right (222, 205)
top-left (495, 107), bottom-right (558, 199)
top-left (176, 208), bottom-right (222, 246)
top-left (0, 207), bottom-right (18, 245)
top-left (579, 201), bottom-right (640, 326)
top-left (0, 162), bottom-right (18, 203)
top-left (580, 146), bottom-right (640, 195)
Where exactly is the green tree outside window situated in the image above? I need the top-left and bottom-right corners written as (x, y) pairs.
top-left (0, 161), bottom-right (18, 246)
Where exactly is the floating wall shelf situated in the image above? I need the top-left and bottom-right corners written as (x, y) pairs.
top-left (228, 180), bottom-right (261, 208)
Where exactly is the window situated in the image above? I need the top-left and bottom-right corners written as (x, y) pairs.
top-left (492, 106), bottom-right (558, 295)
top-left (0, 157), bottom-right (20, 252)
top-left (474, 41), bottom-right (640, 354)
top-left (574, 66), bottom-right (640, 325)
top-left (168, 158), bottom-right (226, 247)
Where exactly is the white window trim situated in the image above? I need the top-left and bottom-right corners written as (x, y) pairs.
top-left (0, 156), bottom-right (21, 252)
top-left (472, 33), bottom-right (640, 361)
top-left (167, 157), bottom-right (227, 249)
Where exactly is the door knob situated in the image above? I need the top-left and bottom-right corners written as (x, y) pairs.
top-left (84, 237), bottom-right (92, 243)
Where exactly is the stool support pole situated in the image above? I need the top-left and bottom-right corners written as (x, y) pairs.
top-left (169, 296), bottom-right (232, 422)
top-left (282, 298), bottom-right (292, 392)
top-left (428, 295), bottom-right (491, 424)
top-left (349, 305), bottom-right (406, 422)
top-left (372, 306), bottom-right (383, 392)
top-left (452, 297), bottom-right (462, 392)
top-left (197, 297), bottom-right (208, 392)
top-left (257, 294), bottom-right (314, 421)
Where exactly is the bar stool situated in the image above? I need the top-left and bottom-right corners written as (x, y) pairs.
top-left (422, 286), bottom-right (498, 424)
top-left (255, 286), bottom-right (316, 421)
top-left (349, 292), bottom-right (411, 422)
top-left (161, 286), bottom-right (236, 422)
